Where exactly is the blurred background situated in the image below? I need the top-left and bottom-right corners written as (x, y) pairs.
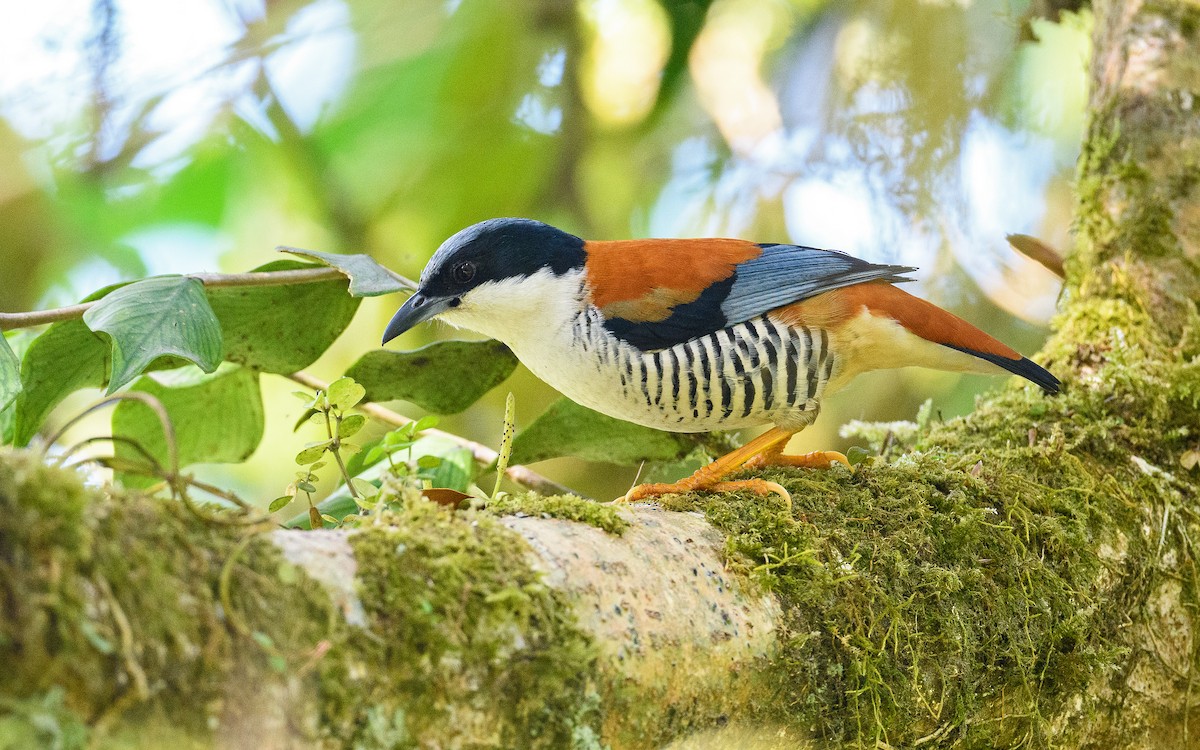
top-left (0, 0), bottom-right (1086, 501)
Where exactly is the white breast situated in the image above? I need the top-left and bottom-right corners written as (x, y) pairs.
top-left (440, 270), bottom-right (829, 433)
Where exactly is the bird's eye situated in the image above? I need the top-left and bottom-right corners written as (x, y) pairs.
top-left (451, 261), bottom-right (476, 285)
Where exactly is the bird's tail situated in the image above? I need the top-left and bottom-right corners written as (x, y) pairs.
top-left (858, 284), bottom-right (1060, 394)
top-left (780, 282), bottom-right (1061, 394)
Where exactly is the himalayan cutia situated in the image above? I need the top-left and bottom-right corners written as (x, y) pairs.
top-left (383, 218), bottom-right (1058, 502)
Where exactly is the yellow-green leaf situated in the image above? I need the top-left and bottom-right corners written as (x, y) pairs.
top-left (338, 413), bottom-right (367, 438)
top-left (327, 376), bottom-right (366, 410)
top-left (296, 440), bottom-right (333, 465)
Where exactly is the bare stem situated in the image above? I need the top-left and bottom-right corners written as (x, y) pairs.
top-left (325, 410), bottom-right (360, 501)
top-left (0, 265), bottom-right (417, 331)
top-left (286, 371), bottom-right (581, 498)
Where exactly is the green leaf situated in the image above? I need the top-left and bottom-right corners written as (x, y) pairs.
top-left (285, 437), bottom-right (477, 528)
top-left (350, 477), bottom-right (378, 498)
top-left (510, 397), bottom-right (696, 465)
top-left (327, 376), bottom-right (366, 410)
top-left (847, 446), bottom-right (872, 467)
top-left (112, 364), bottom-right (264, 487)
top-left (0, 334), bottom-right (21, 413)
top-left (286, 493), bottom-right (357, 529)
top-left (346, 340), bottom-right (518, 414)
top-left (338, 413), bottom-right (367, 439)
top-left (652, 0), bottom-right (715, 122)
top-left (83, 276), bottom-right (223, 394)
top-left (426, 445), bottom-right (475, 491)
top-left (357, 441), bottom-right (386, 469)
top-left (207, 260), bottom-right (360, 374)
top-left (278, 247), bottom-right (414, 297)
top-left (295, 440), bottom-right (333, 465)
top-left (12, 321), bottom-right (109, 445)
top-left (269, 495), bottom-right (294, 513)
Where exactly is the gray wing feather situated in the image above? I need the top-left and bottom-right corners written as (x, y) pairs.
top-left (720, 243), bottom-right (916, 325)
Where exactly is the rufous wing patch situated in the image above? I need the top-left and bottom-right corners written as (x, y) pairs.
top-left (585, 238), bottom-right (762, 322)
top-left (771, 282), bottom-right (1022, 360)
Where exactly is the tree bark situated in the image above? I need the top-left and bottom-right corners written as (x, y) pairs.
top-left (3, 0), bottom-right (1200, 748)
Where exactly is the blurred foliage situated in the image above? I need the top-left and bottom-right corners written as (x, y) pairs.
top-left (0, 0), bottom-right (1089, 501)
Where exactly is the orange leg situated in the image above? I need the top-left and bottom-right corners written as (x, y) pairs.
top-left (621, 428), bottom-right (852, 506)
top-left (622, 427), bottom-right (795, 505)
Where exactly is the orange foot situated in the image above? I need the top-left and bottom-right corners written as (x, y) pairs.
top-left (620, 428), bottom-right (852, 507)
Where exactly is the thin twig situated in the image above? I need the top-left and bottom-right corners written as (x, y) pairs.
top-left (326, 411), bottom-right (361, 501)
top-left (286, 371), bottom-right (580, 498)
top-left (46, 393), bottom-right (267, 525)
top-left (218, 534), bottom-right (258, 639)
top-left (58, 435), bottom-right (164, 474)
top-left (89, 456), bottom-right (256, 513)
top-left (45, 392), bottom-right (180, 485)
top-left (0, 266), bottom-right (373, 331)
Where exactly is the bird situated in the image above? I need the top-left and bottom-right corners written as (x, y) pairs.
top-left (382, 218), bottom-right (1059, 503)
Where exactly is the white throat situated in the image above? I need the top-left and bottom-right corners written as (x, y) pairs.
top-left (436, 268), bottom-right (586, 349)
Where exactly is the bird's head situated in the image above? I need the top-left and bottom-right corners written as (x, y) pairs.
top-left (382, 218), bottom-right (587, 345)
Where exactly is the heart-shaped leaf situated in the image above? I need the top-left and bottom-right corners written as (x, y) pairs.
top-left (510, 397), bottom-right (696, 465)
top-left (83, 276), bottom-right (223, 394)
top-left (112, 364), bottom-right (264, 487)
top-left (278, 247), bottom-right (414, 297)
top-left (0, 335), bottom-right (21, 413)
top-left (346, 340), bottom-right (517, 414)
top-left (327, 377), bottom-right (366, 410)
top-left (296, 440), bottom-right (333, 465)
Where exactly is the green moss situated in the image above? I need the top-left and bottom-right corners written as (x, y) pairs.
top-left (486, 492), bottom-right (629, 534)
top-left (654, 284), bottom-right (1200, 747)
top-left (322, 498), bottom-right (605, 748)
top-left (0, 449), bottom-right (341, 746)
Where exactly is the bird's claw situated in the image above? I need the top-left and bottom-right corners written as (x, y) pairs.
top-left (620, 477), bottom-right (791, 509)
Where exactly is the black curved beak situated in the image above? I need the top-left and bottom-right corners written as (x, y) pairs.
top-left (382, 293), bottom-right (457, 345)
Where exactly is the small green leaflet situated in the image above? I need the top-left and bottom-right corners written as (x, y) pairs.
top-left (83, 276), bottom-right (223, 394)
top-left (0, 334), bottom-right (20, 412)
top-left (278, 247), bottom-right (415, 297)
top-left (347, 340), bottom-right (518, 414)
top-left (327, 376), bottom-right (366, 410)
top-left (510, 397), bottom-right (697, 465)
top-left (284, 438), bottom-right (475, 528)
